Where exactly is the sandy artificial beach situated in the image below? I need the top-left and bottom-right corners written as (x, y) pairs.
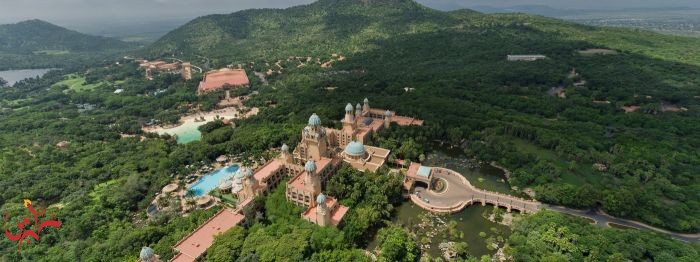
top-left (142, 106), bottom-right (259, 138)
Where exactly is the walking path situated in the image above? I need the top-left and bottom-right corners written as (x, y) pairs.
top-left (410, 166), bottom-right (699, 243)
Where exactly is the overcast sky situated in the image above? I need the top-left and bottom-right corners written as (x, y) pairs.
top-left (1, 0), bottom-right (699, 25)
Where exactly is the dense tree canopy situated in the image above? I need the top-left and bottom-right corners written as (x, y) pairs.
top-left (1, 0), bottom-right (699, 260)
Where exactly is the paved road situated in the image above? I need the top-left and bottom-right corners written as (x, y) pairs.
top-left (543, 205), bottom-right (700, 243)
top-left (411, 167), bottom-right (699, 243)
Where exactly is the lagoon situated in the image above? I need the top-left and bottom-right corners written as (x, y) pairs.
top-left (167, 121), bottom-right (206, 144)
top-left (0, 69), bottom-right (54, 86)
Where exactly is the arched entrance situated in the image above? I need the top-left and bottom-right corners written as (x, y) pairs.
top-left (413, 181), bottom-right (429, 191)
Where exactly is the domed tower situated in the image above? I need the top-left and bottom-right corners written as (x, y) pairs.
top-left (342, 103), bottom-right (356, 134)
top-left (363, 98), bottom-right (370, 113)
top-left (242, 167), bottom-right (258, 200)
top-left (139, 247), bottom-right (160, 262)
top-left (303, 113), bottom-right (328, 160)
top-left (355, 103), bottom-right (363, 119)
top-left (383, 110), bottom-right (392, 129)
top-left (315, 193), bottom-right (332, 227)
top-left (279, 143), bottom-right (294, 164)
top-left (304, 160), bottom-right (322, 203)
top-left (343, 103), bottom-right (354, 122)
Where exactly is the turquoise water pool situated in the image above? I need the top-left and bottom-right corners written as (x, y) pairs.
top-left (189, 165), bottom-right (239, 197)
top-left (173, 123), bottom-right (204, 144)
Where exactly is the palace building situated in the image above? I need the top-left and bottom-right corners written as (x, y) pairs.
top-left (216, 99), bottom-right (420, 227)
top-left (168, 100), bottom-right (425, 261)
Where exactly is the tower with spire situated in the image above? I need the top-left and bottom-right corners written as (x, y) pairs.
top-left (279, 143), bottom-right (295, 165)
top-left (384, 110), bottom-right (392, 129)
top-left (315, 193), bottom-right (331, 227)
top-left (241, 167), bottom-right (258, 200)
top-left (299, 113), bottom-right (329, 161)
top-left (342, 103), bottom-right (356, 133)
top-left (363, 97), bottom-right (370, 113)
top-left (304, 160), bottom-right (322, 205)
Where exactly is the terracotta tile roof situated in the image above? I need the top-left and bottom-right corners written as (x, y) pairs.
top-left (287, 171), bottom-right (307, 192)
top-left (331, 205), bottom-right (349, 225)
top-left (301, 197), bottom-right (349, 226)
top-left (173, 209), bottom-right (244, 261)
top-left (253, 159), bottom-right (283, 183)
top-left (392, 115), bottom-right (423, 126)
top-left (197, 69), bottom-right (249, 94)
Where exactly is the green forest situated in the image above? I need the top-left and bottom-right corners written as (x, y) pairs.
top-left (0, 0), bottom-right (699, 261)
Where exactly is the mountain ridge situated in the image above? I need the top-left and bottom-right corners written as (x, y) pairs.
top-left (0, 19), bottom-right (134, 54)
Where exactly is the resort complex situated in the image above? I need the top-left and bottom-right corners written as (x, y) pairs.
top-left (145, 98), bottom-right (696, 261)
top-left (138, 60), bottom-right (194, 81)
top-left (160, 99), bottom-right (429, 261)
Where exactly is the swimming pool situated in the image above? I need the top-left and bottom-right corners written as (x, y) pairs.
top-left (188, 165), bottom-right (240, 197)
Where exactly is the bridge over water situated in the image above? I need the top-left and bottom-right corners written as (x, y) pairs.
top-left (410, 167), bottom-right (540, 214)
top-left (409, 166), bottom-right (700, 243)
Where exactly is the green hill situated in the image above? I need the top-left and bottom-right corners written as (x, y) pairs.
top-left (0, 20), bottom-right (136, 70)
top-left (147, 0), bottom-right (700, 66)
top-left (0, 19), bottom-right (133, 54)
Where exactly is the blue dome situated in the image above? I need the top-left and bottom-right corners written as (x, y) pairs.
top-left (140, 247), bottom-right (155, 261)
top-left (384, 110), bottom-right (392, 116)
top-left (281, 143), bottom-right (289, 152)
top-left (356, 103), bottom-right (362, 110)
top-left (345, 103), bottom-right (353, 112)
top-left (305, 160), bottom-right (317, 172)
top-left (308, 113), bottom-right (321, 126)
top-left (364, 98), bottom-right (369, 103)
top-left (344, 141), bottom-right (366, 157)
top-left (316, 193), bottom-right (327, 204)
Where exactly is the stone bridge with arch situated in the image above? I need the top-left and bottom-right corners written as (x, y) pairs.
top-left (409, 166), bottom-right (541, 214)
top-left (408, 166), bottom-right (700, 243)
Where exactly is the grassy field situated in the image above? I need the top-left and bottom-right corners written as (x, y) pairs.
top-left (52, 74), bottom-right (104, 92)
top-left (89, 179), bottom-right (120, 203)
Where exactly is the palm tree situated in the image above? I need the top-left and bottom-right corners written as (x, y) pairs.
top-left (185, 189), bottom-right (196, 199)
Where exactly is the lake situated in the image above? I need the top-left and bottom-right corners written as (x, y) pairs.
top-left (425, 144), bottom-right (519, 196)
top-left (0, 69), bottom-right (54, 86)
top-left (368, 144), bottom-right (521, 259)
top-left (369, 202), bottom-right (512, 259)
